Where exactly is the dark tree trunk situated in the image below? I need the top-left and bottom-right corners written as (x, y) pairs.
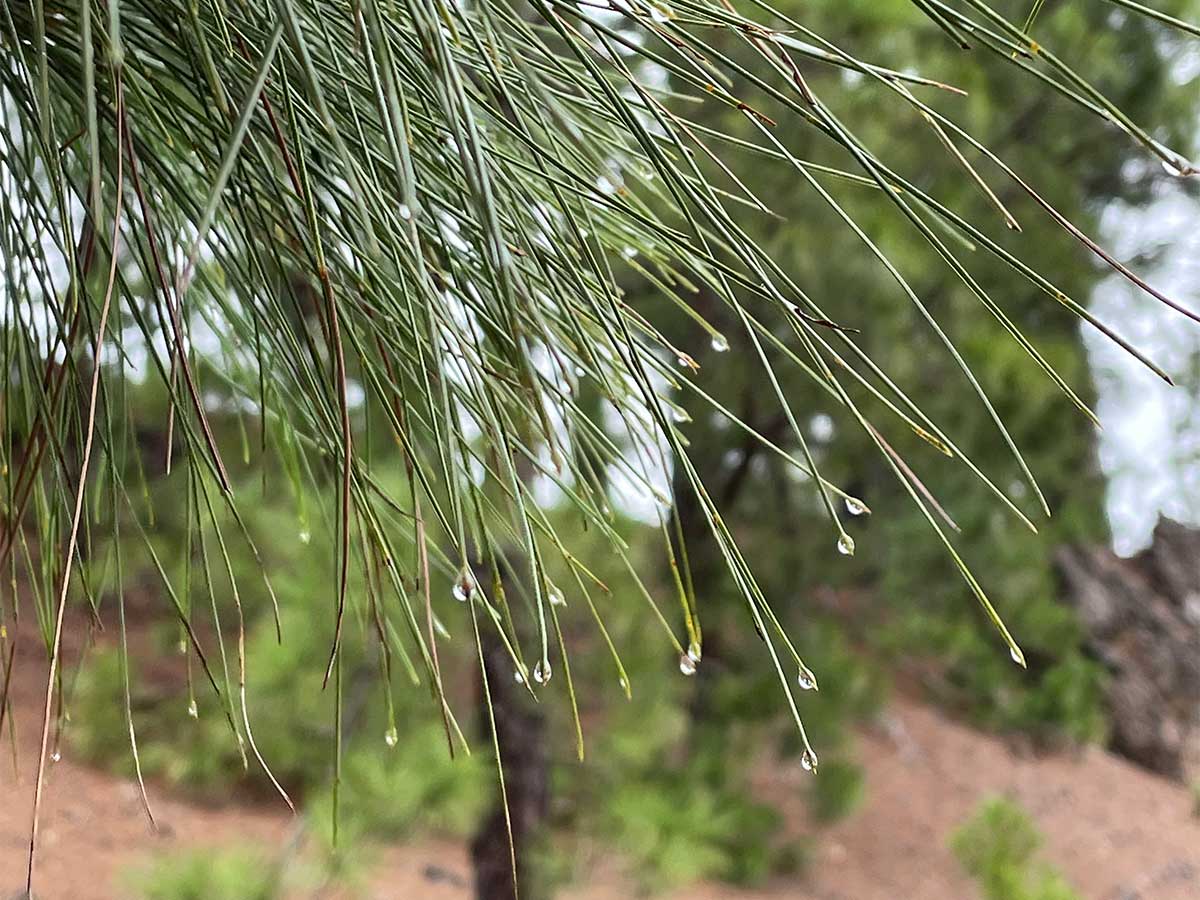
top-left (1055, 518), bottom-right (1200, 781)
top-left (470, 561), bottom-right (549, 900)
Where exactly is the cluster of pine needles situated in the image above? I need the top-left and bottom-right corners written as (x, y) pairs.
top-left (0, 0), bottom-right (1197, 890)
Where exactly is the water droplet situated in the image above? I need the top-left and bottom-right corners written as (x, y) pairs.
top-left (177, 639), bottom-right (188, 655)
top-left (836, 534), bottom-right (855, 556)
top-left (1009, 645), bottom-right (1026, 667)
top-left (622, 246), bottom-right (637, 259)
top-left (595, 175), bottom-right (618, 195)
top-left (434, 617), bottom-right (451, 639)
top-left (385, 725), bottom-right (398, 747)
top-left (298, 529), bottom-right (311, 544)
top-left (797, 668), bottom-right (817, 691)
top-left (51, 750), bottom-right (61, 763)
top-left (710, 333), bottom-right (729, 353)
top-left (649, 2), bottom-right (672, 23)
top-left (686, 641), bottom-right (701, 664)
top-left (800, 748), bottom-right (818, 772)
top-left (671, 405), bottom-right (691, 424)
top-left (533, 660), bottom-right (551, 684)
top-left (548, 583), bottom-right (567, 607)
top-left (678, 653), bottom-right (697, 676)
top-left (844, 497), bottom-right (867, 516)
top-left (514, 669), bottom-right (526, 684)
top-left (452, 568), bottom-right (476, 603)
top-left (619, 675), bottom-right (629, 693)
top-left (187, 699), bottom-right (199, 718)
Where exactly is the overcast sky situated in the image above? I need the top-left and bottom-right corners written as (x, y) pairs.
top-left (1088, 169), bottom-right (1200, 555)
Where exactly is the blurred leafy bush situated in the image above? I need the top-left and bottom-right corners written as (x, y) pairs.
top-left (126, 848), bottom-right (283, 900)
top-left (69, 476), bottom-right (487, 839)
top-left (951, 796), bottom-right (1081, 900)
top-left (600, 755), bottom-right (793, 889)
top-left (808, 759), bottom-right (866, 824)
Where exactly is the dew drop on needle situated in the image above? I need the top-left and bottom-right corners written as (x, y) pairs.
top-left (452, 568), bottom-right (475, 603)
top-left (800, 749), bottom-right (818, 772)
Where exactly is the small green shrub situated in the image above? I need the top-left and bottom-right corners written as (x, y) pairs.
top-left (307, 740), bottom-right (488, 841)
top-left (809, 758), bottom-right (865, 824)
top-left (601, 748), bottom-right (793, 890)
top-left (68, 475), bottom-right (487, 841)
top-left (127, 848), bottom-right (281, 900)
top-left (951, 796), bottom-right (1081, 900)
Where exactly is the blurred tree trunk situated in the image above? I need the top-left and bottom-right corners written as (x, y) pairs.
top-left (1056, 518), bottom-right (1200, 781)
top-left (470, 557), bottom-right (549, 900)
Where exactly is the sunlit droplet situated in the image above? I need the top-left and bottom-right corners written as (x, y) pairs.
top-left (671, 405), bottom-right (691, 424)
top-left (452, 568), bottom-right (476, 603)
top-left (687, 641), bottom-right (701, 664)
top-left (800, 748), bottom-right (818, 772)
top-left (298, 530), bottom-right (311, 544)
top-left (844, 497), bottom-right (867, 517)
top-left (548, 583), bottom-right (567, 607)
top-left (649, 2), bottom-right (672, 23)
top-left (797, 668), bottom-right (817, 691)
top-left (398, 203), bottom-right (413, 220)
top-left (679, 653), bottom-right (697, 676)
top-left (710, 333), bottom-right (729, 353)
top-left (1009, 645), bottom-right (1026, 667)
top-left (619, 676), bottom-right (629, 693)
top-left (187, 699), bottom-right (199, 718)
top-left (515, 670), bottom-right (526, 684)
top-left (385, 725), bottom-right (398, 748)
top-left (51, 750), bottom-right (61, 763)
top-left (622, 246), bottom-right (637, 259)
top-left (177, 639), bottom-right (188, 655)
top-left (533, 660), bottom-right (551, 684)
top-left (836, 534), bottom-right (855, 556)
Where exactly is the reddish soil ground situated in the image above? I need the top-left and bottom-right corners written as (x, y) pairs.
top-left (3, 650), bottom-right (1199, 899)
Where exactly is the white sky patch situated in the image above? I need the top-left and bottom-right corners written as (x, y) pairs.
top-left (1088, 175), bottom-right (1200, 555)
